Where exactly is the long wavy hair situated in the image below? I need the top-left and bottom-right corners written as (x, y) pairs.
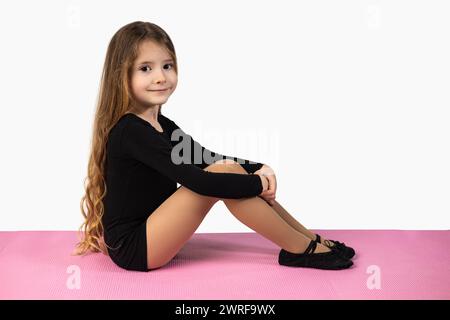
top-left (73, 21), bottom-right (179, 256)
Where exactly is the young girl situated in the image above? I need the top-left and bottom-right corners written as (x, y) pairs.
top-left (74, 21), bottom-right (355, 272)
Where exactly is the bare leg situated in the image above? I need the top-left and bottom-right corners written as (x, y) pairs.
top-left (146, 186), bottom-right (220, 269)
top-left (218, 162), bottom-right (335, 247)
top-left (145, 161), bottom-right (331, 271)
top-left (222, 196), bottom-right (331, 253)
top-left (269, 200), bottom-right (317, 240)
top-left (206, 162), bottom-right (331, 254)
top-left (260, 189), bottom-right (335, 247)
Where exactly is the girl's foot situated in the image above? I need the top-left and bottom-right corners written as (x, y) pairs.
top-left (315, 234), bottom-right (356, 260)
top-left (313, 241), bottom-right (332, 253)
top-left (278, 240), bottom-right (353, 270)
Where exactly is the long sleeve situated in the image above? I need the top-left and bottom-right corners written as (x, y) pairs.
top-left (120, 120), bottom-right (263, 199)
top-left (164, 117), bottom-right (264, 174)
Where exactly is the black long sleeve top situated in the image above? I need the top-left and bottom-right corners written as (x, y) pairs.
top-left (102, 112), bottom-right (264, 244)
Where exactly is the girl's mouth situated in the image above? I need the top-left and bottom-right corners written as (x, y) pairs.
top-left (150, 88), bottom-right (169, 92)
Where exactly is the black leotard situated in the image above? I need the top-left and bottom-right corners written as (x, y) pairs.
top-left (102, 112), bottom-right (263, 271)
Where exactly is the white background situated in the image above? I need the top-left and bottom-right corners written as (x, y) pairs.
top-left (0, 0), bottom-right (448, 231)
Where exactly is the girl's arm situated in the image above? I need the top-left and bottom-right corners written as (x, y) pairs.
top-left (121, 120), bottom-right (264, 199)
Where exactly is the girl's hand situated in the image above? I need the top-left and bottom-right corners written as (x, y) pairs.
top-left (254, 164), bottom-right (277, 206)
top-left (257, 174), bottom-right (270, 193)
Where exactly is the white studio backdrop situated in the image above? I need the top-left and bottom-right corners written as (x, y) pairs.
top-left (0, 0), bottom-right (448, 231)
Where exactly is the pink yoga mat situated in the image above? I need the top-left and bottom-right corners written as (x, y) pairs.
top-left (0, 230), bottom-right (449, 299)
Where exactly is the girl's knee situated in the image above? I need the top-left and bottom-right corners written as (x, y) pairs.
top-left (204, 160), bottom-right (243, 174)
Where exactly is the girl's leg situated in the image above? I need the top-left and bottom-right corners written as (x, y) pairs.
top-left (205, 162), bottom-right (331, 254)
top-left (146, 187), bottom-right (220, 269)
top-left (223, 162), bottom-right (332, 246)
top-left (268, 200), bottom-right (333, 245)
top-left (269, 200), bottom-right (317, 239)
top-left (222, 196), bottom-right (330, 254)
top-left (146, 161), bottom-right (331, 270)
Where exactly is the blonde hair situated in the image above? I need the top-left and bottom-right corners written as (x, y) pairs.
top-left (73, 21), bottom-right (178, 256)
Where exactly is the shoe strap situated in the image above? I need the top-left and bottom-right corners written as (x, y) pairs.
top-left (304, 240), bottom-right (317, 254)
top-left (315, 234), bottom-right (321, 243)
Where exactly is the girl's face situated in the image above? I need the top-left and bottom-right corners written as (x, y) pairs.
top-left (130, 40), bottom-right (177, 110)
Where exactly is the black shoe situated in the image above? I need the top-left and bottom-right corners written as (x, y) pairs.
top-left (315, 234), bottom-right (356, 260)
top-left (278, 240), bottom-right (353, 270)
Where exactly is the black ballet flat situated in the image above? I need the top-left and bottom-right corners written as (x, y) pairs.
top-left (278, 240), bottom-right (353, 270)
top-left (315, 234), bottom-right (356, 260)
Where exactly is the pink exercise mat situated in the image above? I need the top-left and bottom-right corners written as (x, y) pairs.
top-left (0, 230), bottom-right (449, 299)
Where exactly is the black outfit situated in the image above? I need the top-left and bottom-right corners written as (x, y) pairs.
top-left (102, 113), bottom-right (264, 271)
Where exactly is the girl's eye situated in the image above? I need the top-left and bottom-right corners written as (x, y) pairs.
top-left (140, 63), bottom-right (173, 72)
